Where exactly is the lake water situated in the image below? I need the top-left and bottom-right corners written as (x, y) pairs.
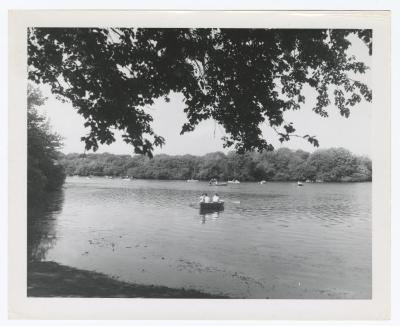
top-left (29, 177), bottom-right (371, 299)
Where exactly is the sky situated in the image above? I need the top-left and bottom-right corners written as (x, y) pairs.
top-left (37, 32), bottom-right (372, 157)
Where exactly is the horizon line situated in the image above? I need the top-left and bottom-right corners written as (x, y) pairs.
top-left (59, 146), bottom-right (371, 159)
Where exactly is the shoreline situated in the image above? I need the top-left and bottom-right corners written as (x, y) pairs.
top-left (27, 261), bottom-right (228, 298)
top-left (68, 175), bottom-right (372, 183)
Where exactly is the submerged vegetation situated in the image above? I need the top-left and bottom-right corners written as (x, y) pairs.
top-left (59, 148), bottom-right (371, 182)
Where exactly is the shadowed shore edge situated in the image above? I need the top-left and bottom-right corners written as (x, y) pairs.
top-left (27, 261), bottom-right (229, 298)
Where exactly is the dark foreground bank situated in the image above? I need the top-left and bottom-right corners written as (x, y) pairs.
top-left (28, 261), bottom-right (227, 298)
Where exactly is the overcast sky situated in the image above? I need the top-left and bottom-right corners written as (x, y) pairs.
top-left (37, 32), bottom-right (372, 157)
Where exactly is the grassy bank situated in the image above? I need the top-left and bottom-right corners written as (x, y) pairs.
top-left (28, 261), bottom-right (227, 298)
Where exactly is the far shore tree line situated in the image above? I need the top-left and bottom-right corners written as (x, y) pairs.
top-left (59, 148), bottom-right (372, 183)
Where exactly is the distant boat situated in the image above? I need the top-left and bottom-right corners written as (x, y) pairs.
top-left (209, 181), bottom-right (228, 186)
top-left (297, 181), bottom-right (303, 186)
top-left (259, 180), bottom-right (266, 184)
top-left (228, 180), bottom-right (240, 184)
top-left (208, 178), bottom-right (227, 186)
top-left (187, 166), bottom-right (199, 183)
top-left (316, 179), bottom-right (324, 183)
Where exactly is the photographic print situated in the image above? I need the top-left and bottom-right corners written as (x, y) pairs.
top-left (8, 10), bottom-right (390, 320)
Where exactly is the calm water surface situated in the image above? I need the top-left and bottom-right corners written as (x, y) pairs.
top-left (29, 177), bottom-right (371, 298)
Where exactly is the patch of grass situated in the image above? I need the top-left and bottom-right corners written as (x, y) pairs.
top-left (27, 261), bottom-right (228, 298)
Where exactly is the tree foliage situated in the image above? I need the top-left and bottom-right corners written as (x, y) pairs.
top-left (28, 85), bottom-right (66, 206)
top-left (59, 148), bottom-right (371, 182)
top-left (28, 28), bottom-right (372, 157)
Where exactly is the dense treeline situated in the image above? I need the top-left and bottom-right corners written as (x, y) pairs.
top-left (59, 148), bottom-right (371, 182)
top-left (28, 86), bottom-right (66, 207)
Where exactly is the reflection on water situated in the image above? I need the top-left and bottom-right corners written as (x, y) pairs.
top-left (28, 190), bottom-right (65, 262)
top-left (28, 177), bottom-right (371, 299)
top-left (200, 211), bottom-right (221, 224)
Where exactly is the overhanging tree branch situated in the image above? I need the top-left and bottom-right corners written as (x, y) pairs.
top-left (28, 28), bottom-right (372, 157)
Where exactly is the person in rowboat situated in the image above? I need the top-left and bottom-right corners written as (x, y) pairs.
top-left (212, 193), bottom-right (220, 203)
top-left (199, 193), bottom-right (205, 203)
top-left (204, 193), bottom-right (211, 203)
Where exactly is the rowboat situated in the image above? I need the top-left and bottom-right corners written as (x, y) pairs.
top-left (200, 201), bottom-right (224, 212)
top-left (209, 182), bottom-right (228, 186)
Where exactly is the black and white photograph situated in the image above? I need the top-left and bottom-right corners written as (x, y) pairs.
top-left (7, 9), bottom-right (392, 320)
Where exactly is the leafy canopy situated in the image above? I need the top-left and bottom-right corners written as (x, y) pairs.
top-left (28, 28), bottom-right (372, 157)
top-left (28, 85), bottom-right (66, 204)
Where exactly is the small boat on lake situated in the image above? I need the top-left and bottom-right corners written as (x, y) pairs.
top-left (297, 181), bottom-right (303, 186)
top-left (209, 182), bottom-right (228, 186)
top-left (200, 201), bottom-right (224, 213)
top-left (208, 178), bottom-right (227, 186)
top-left (186, 179), bottom-right (199, 182)
top-left (259, 180), bottom-right (266, 184)
top-left (228, 180), bottom-right (240, 184)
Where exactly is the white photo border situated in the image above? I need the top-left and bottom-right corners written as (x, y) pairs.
top-left (8, 10), bottom-right (391, 320)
